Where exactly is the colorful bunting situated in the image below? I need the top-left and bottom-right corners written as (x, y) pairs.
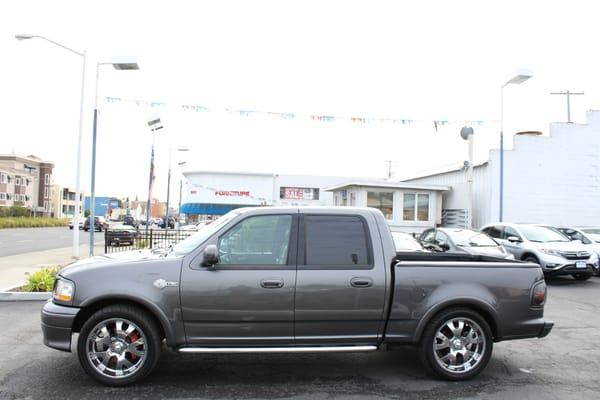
top-left (104, 96), bottom-right (495, 129)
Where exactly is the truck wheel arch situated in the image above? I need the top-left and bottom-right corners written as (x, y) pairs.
top-left (72, 297), bottom-right (173, 345)
top-left (413, 298), bottom-right (501, 343)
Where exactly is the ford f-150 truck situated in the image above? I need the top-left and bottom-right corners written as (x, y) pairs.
top-left (42, 207), bottom-right (553, 386)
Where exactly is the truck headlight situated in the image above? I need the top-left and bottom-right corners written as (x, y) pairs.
top-left (540, 248), bottom-right (563, 258)
top-left (53, 279), bottom-right (74, 304)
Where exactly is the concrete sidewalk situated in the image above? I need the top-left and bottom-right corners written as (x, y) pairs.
top-left (0, 243), bottom-right (105, 290)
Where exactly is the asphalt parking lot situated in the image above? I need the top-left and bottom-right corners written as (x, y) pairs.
top-left (1, 276), bottom-right (599, 400)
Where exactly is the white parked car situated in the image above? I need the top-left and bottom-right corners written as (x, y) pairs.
top-left (557, 227), bottom-right (600, 276)
top-left (68, 218), bottom-right (84, 230)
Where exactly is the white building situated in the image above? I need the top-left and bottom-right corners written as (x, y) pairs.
top-left (405, 110), bottom-right (600, 228)
top-left (326, 180), bottom-right (449, 233)
top-left (180, 171), bottom-right (448, 232)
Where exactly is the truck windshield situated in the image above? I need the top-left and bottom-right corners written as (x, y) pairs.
top-left (172, 211), bottom-right (239, 255)
top-left (519, 226), bottom-right (569, 243)
top-left (449, 230), bottom-right (498, 247)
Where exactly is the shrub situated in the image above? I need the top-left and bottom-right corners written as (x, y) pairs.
top-left (134, 239), bottom-right (148, 249)
top-left (23, 266), bottom-right (61, 292)
top-left (0, 217), bottom-right (69, 229)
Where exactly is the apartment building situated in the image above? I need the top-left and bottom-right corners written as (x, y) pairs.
top-left (0, 154), bottom-right (54, 216)
top-left (52, 186), bottom-right (85, 219)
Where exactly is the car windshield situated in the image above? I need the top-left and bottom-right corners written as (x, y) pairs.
top-left (448, 230), bottom-right (498, 247)
top-left (172, 211), bottom-right (239, 255)
top-left (580, 229), bottom-right (600, 242)
top-left (392, 232), bottom-right (423, 251)
top-left (519, 226), bottom-right (570, 243)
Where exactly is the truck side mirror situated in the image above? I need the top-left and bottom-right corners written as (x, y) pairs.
top-left (201, 244), bottom-right (219, 267)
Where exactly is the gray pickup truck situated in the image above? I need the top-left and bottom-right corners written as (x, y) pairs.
top-left (42, 207), bottom-right (553, 386)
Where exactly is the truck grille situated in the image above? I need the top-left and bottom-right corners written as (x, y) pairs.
top-left (561, 251), bottom-right (590, 260)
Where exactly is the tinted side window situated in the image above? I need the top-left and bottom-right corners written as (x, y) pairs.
top-left (483, 226), bottom-right (503, 239)
top-left (435, 231), bottom-right (449, 245)
top-left (305, 215), bottom-right (370, 266)
top-left (218, 215), bottom-right (292, 265)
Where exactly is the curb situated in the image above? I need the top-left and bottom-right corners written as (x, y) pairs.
top-left (0, 284), bottom-right (51, 301)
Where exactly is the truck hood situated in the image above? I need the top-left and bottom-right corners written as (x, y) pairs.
top-left (59, 249), bottom-right (178, 279)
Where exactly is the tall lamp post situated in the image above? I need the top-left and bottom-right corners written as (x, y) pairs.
top-left (146, 117), bottom-right (163, 232)
top-left (177, 161), bottom-right (188, 228)
top-left (165, 147), bottom-right (189, 229)
top-left (499, 69), bottom-right (533, 222)
top-left (15, 34), bottom-right (86, 259)
top-left (460, 126), bottom-right (474, 228)
top-left (89, 57), bottom-right (140, 256)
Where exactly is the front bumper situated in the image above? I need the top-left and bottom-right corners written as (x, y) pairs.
top-left (41, 300), bottom-right (80, 352)
top-left (539, 256), bottom-right (595, 276)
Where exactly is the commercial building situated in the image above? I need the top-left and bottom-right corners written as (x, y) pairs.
top-left (404, 110), bottom-right (600, 228)
top-left (84, 196), bottom-right (122, 218)
top-left (51, 186), bottom-right (85, 219)
top-left (0, 154), bottom-right (54, 216)
top-left (180, 171), bottom-right (447, 232)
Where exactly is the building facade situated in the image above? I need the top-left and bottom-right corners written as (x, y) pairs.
top-left (51, 186), bottom-right (85, 219)
top-left (0, 154), bottom-right (54, 216)
top-left (180, 171), bottom-right (346, 217)
top-left (405, 110), bottom-right (600, 228)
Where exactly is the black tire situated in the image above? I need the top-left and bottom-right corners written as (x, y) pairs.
top-left (523, 255), bottom-right (540, 264)
top-left (77, 304), bottom-right (162, 386)
top-left (418, 307), bottom-right (493, 381)
top-left (572, 273), bottom-right (592, 281)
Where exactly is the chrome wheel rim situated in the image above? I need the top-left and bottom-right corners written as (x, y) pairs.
top-left (86, 318), bottom-right (147, 379)
top-left (433, 317), bottom-right (486, 374)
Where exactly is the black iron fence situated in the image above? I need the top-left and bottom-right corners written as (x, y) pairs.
top-left (104, 228), bottom-right (195, 253)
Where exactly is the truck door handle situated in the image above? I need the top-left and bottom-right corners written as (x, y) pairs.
top-left (260, 279), bottom-right (284, 289)
top-left (350, 277), bottom-right (373, 288)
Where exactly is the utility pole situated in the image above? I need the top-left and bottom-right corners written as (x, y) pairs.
top-left (384, 160), bottom-right (397, 180)
top-left (550, 90), bottom-right (584, 123)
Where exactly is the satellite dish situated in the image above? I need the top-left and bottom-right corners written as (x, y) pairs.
top-left (460, 126), bottom-right (474, 140)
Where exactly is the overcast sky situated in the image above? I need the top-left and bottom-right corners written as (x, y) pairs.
top-left (1, 0), bottom-right (598, 202)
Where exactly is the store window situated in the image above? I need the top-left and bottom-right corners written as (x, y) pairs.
top-left (367, 191), bottom-right (393, 220)
top-left (403, 193), bottom-right (430, 221)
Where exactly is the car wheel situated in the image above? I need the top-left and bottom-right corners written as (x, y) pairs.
top-left (523, 255), bottom-right (540, 264)
top-left (77, 304), bottom-right (162, 386)
top-left (572, 273), bottom-right (592, 281)
top-left (418, 307), bottom-right (493, 381)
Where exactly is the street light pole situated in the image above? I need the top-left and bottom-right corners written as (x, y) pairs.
top-left (15, 34), bottom-right (86, 259)
top-left (89, 58), bottom-right (140, 256)
top-left (499, 69), bottom-right (533, 222)
top-left (165, 148), bottom-right (189, 229)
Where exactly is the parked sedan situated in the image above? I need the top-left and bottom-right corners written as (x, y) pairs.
top-left (481, 223), bottom-right (595, 280)
top-left (556, 227), bottom-right (600, 276)
top-left (391, 231), bottom-right (427, 252)
top-left (420, 228), bottom-right (514, 259)
top-left (68, 218), bottom-right (84, 230)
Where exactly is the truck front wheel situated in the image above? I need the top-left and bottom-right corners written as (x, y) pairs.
top-left (77, 304), bottom-right (162, 386)
top-left (418, 307), bottom-right (493, 380)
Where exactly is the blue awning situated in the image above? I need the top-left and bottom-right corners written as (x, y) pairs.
top-left (180, 203), bottom-right (247, 215)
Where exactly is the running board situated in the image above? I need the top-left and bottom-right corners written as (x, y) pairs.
top-left (179, 345), bottom-right (378, 354)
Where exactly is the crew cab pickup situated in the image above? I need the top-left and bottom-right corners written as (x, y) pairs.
top-left (42, 207), bottom-right (553, 386)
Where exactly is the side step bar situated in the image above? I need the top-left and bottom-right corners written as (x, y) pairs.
top-left (179, 345), bottom-right (378, 354)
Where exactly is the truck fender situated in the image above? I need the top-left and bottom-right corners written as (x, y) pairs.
top-left (412, 297), bottom-right (502, 342)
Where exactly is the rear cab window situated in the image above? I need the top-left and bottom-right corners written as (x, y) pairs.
top-left (301, 215), bottom-right (372, 268)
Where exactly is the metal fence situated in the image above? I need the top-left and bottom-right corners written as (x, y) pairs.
top-left (104, 228), bottom-right (195, 253)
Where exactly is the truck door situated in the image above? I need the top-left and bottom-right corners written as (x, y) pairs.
top-left (294, 212), bottom-right (387, 345)
top-left (180, 212), bottom-right (298, 345)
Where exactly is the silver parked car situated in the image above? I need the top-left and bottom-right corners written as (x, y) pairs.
top-left (419, 228), bottom-right (514, 259)
top-left (556, 227), bottom-right (600, 276)
top-left (481, 223), bottom-right (596, 280)
top-left (391, 231), bottom-right (426, 252)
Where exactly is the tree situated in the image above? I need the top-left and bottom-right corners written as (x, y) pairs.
top-left (84, 209), bottom-right (90, 218)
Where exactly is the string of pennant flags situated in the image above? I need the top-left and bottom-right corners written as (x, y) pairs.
top-left (104, 96), bottom-right (492, 131)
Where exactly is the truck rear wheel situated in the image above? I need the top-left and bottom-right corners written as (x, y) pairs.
top-left (77, 304), bottom-right (162, 386)
top-left (418, 307), bottom-right (493, 380)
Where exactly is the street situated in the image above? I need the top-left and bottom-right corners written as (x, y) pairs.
top-left (0, 227), bottom-right (104, 257)
top-left (1, 276), bottom-right (598, 400)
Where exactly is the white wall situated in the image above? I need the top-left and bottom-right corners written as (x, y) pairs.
top-left (185, 172), bottom-right (275, 206)
top-left (274, 174), bottom-right (346, 206)
top-left (407, 110), bottom-right (600, 228)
